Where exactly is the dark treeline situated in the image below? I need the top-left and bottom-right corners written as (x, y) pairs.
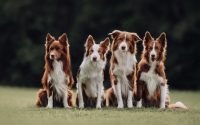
top-left (0, 0), bottom-right (199, 89)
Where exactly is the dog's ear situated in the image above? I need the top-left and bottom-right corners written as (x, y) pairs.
top-left (108, 30), bottom-right (121, 39)
top-left (46, 33), bottom-right (55, 46)
top-left (131, 32), bottom-right (142, 42)
top-left (143, 31), bottom-right (152, 47)
top-left (100, 37), bottom-right (110, 52)
top-left (58, 33), bottom-right (69, 47)
top-left (85, 35), bottom-right (95, 49)
top-left (157, 32), bottom-right (167, 48)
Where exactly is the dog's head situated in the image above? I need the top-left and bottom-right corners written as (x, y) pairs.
top-left (143, 31), bottom-right (167, 62)
top-left (45, 33), bottom-right (69, 61)
top-left (109, 30), bottom-right (141, 54)
top-left (84, 35), bottom-right (110, 62)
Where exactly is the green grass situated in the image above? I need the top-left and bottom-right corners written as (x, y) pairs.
top-left (0, 86), bottom-right (199, 125)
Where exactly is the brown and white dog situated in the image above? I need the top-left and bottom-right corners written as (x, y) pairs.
top-left (76, 35), bottom-right (110, 108)
top-left (105, 30), bottom-right (141, 108)
top-left (36, 33), bottom-right (74, 108)
top-left (135, 31), bottom-right (187, 109)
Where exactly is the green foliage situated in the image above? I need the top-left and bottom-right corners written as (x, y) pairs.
top-left (0, 0), bottom-right (199, 89)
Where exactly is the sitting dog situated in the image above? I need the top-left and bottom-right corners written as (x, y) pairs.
top-left (36, 33), bottom-right (74, 108)
top-left (105, 30), bottom-right (141, 108)
top-left (135, 31), bottom-right (187, 109)
top-left (76, 35), bottom-right (110, 108)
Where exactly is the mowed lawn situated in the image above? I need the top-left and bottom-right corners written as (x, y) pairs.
top-left (0, 86), bottom-right (199, 125)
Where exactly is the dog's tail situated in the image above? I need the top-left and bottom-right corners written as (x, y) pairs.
top-left (168, 101), bottom-right (188, 109)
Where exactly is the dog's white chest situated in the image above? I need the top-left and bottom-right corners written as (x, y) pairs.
top-left (113, 50), bottom-right (137, 76)
top-left (48, 61), bottom-right (67, 98)
top-left (112, 51), bottom-right (137, 97)
top-left (140, 63), bottom-right (164, 97)
top-left (78, 58), bottom-right (104, 98)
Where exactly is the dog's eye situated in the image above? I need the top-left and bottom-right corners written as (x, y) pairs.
top-left (91, 49), bottom-right (94, 52)
top-left (98, 50), bottom-right (101, 53)
top-left (119, 38), bottom-right (123, 41)
top-left (55, 47), bottom-right (59, 50)
top-left (149, 47), bottom-right (153, 50)
top-left (50, 47), bottom-right (53, 51)
top-left (155, 46), bottom-right (158, 50)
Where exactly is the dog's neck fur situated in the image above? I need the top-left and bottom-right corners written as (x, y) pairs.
top-left (47, 60), bottom-right (67, 99)
top-left (113, 50), bottom-right (137, 76)
top-left (140, 60), bottom-right (164, 98)
top-left (79, 56), bottom-right (106, 78)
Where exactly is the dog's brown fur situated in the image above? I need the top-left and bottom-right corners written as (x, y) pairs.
top-left (105, 30), bottom-right (141, 107)
top-left (36, 33), bottom-right (74, 107)
top-left (76, 35), bottom-right (110, 108)
top-left (135, 31), bottom-right (187, 109)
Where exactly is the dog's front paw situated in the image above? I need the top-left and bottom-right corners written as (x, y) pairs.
top-left (64, 105), bottom-right (71, 108)
top-left (136, 100), bottom-right (142, 108)
top-left (96, 105), bottom-right (101, 109)
top-left (127, 102), bottom-right (133, 108)
top-left (160, 103), bottom-right (165, 109)
top-left (46, 105), bottom-right (53, 109)
top-left (160, 100), bottom-right (165, 109)
top-left (127, 99), bottom-right (133, 108)
top-left (79, 103), bottom-right (84, 109)
top-left (117, 102), bottom-right (124, 109)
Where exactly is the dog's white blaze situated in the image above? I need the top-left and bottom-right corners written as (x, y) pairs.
top-left (118, 34), bottom-right (128, 51)
top-left (48, 60), bottom-right (67, 100)
top-left (90, 44), bottom-right (100, 61)
top-left (150, 41), bottom-right (157, 61)
top-left (77, 44), bottom-right (106, 108)
top-left (140, 62), bottom-right (164, 97)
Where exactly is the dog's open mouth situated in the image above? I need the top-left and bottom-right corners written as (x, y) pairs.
top-left (151, 57), bottom-right (156, 61)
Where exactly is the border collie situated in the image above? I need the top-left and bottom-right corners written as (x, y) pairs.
top-left (36, 33), bottom-right (74, 108)
top-left (105, 30), bottom-right (141, 108)
top-left (76, 35), bottom-right (110, 108)
top-left (135, 31), bottom-right (187, 109)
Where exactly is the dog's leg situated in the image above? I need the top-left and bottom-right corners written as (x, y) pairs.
top-left (46, 89), bottom-right (53, 108)
top-left (105, 89), bottom-right (111, 107)
top-left (96, 81), bottom-right (103, 109)
top-left (63, 89), bottom-right (70, 108)
top-left (137, 99), bottom-right (142, 108)
top-left (77, 81), bottom-right (84, 108)
top-left (127, 90), bottom-right (133, 108)
top-left (115, 79), bottom-right (123, 108)
top-left (136, 80), bottom-right (143, 108)
top-left (105, 95), bottom-right (109, 107)
top-left (160, 84), bottom-right (167, 109)
top-left (127, 73), bottom-right (134, 108)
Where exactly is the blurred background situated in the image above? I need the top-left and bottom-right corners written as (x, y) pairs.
top-left (0, 0), bottom-right (199, 90)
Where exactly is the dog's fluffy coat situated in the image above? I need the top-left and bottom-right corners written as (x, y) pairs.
top-left (135, 31), bottom-right (187, 109)
top-left (76, 35), bottom-right (110, 108)
top-left (36, 33), bottom-right (74, 108)
top-left (105, 30), bottom-right (141, 108)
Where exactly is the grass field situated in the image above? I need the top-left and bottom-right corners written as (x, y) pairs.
top-left (0, 86), bottom-right (199, 125)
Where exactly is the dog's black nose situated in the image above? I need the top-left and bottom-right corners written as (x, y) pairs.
top-left (50, 55), bottom-right (55, 59)
top-left (93, 57), bottom-right (97, 61)
top-left (121, 46), bottom-right (126, 50)
top-left (151, 55), bottom-right (155, 59)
